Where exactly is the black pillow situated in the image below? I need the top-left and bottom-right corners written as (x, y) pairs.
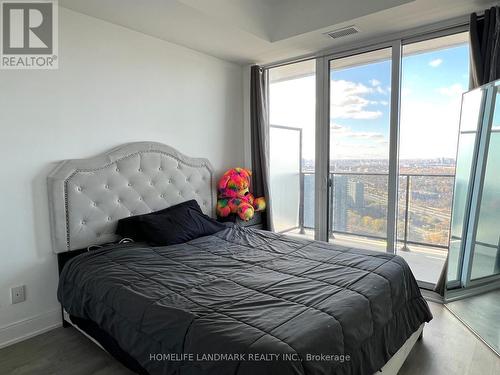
top-left (115, 199), bottom-right (203, 241)
top-left (137, 205), bottom-right (226, 246)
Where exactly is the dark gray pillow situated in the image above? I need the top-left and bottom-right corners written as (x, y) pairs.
top-left (137, 204), bottom-right (226, 246)
top-left (115, 199), bottom-right (202, 241)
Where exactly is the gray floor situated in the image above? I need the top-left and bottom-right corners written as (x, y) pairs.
top-left (446, 289), bottom-right (500, 356)
top-left (0, 302), bottom-right (498, 375)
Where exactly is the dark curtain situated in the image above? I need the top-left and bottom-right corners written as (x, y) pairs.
top-left (435, 6), bottom-right (500, 295)
top-left (250, 65), bottom-right (274, 231)
top-left (470, 6), bottom-right (500, 89)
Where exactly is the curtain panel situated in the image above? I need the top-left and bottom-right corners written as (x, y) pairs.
top-left (470, 6), bottom-right (500, 88)
top-left (250, 65), bottom-right (274, 231)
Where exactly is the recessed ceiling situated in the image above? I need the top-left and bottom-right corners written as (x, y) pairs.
top-left (177, 0), bottom-right (413, 42)
top-left (59, 0), bottom-right (497, 65)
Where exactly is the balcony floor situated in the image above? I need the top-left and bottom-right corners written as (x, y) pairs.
top-left (283, 228), bottom-right (447, 285)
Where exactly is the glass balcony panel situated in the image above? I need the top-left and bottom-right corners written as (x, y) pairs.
top-left (330, 174), bottom-right (388, 238)
top-left (406, 175), bottom-right (454, 247)
top-left (270, 126), bottom-right (301, 232)
top-left (268, 60), bottom-right (316, 237)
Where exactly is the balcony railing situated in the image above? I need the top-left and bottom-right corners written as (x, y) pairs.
top-left (298, 171), bottom-right (455, 250)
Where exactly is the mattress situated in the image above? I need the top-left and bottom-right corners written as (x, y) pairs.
top-left (58, 226), bottom-right (432, 375)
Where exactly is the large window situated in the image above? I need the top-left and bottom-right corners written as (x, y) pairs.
top-left (267, 29), bottom-right (470, 285)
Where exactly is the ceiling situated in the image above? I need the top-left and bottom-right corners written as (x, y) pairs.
top-left (59, 0), bottom-right (497, 65)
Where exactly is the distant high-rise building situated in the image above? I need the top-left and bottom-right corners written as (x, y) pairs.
top-left (348, 181), bottom-right (365, 208)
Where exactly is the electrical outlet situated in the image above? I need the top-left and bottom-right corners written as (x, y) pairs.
top-left (11, 285), bottom-right (26, 304)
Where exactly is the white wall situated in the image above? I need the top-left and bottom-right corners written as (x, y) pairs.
top-left (0, 7), bottom-right (243, 347)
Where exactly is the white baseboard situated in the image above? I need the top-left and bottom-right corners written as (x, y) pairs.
top-left (0, 308), bottom-right (61, 349)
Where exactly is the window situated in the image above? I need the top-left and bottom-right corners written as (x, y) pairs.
top-left (267, 29), bottom-right (470, 286)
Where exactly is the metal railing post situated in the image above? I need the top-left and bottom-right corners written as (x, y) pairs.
top-left (299, 171), bottom-right (305, 234)
top-left (329, 173), bottom-right (335, 239)
top-left (401, 175), bottom-right (411, 251)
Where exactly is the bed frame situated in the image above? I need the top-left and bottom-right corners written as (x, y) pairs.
top-left (48, 141), bottom-right (423, 375)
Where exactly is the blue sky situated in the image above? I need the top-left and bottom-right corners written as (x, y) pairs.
top-left (330, 43), bottom-right (469, 160)
top-left (269, 40), bottom-right (470, 161)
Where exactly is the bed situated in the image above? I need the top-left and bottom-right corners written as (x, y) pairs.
top-left (49, 142), bottom-right (432, 375)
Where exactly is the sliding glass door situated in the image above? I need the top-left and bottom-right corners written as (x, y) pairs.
top-left (328, 48), bottom-right (392, 251)
top-left (470, 106), bottom-right (500, 280)
top-left (447, 88), bottom-right (485, 285)
top-left (448, 82), bottom-right (500, 289)
top-left (470, 88), bottom-right (500, 280)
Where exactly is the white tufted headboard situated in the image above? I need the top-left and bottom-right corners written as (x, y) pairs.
top-left (48, 142), bottom-right (215, 253)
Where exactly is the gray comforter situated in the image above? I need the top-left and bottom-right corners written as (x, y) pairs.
top-left (58, 227), bottom-right (432, 375)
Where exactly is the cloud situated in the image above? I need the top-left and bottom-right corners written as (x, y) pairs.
top-left (330, 80), bottom-right (383, 120)
top-left (437, 83), bottom-right (465, 97)
top-left (330, 123), bottom-right (344, 130)
top-left (429, 58), bottom-right (443, 67)
top-left (350, 132), bottom-right (385, 140)
top-left (369, 79), bottom-right (388, 94)
top-left (330, 123), bottom-right (385, 140)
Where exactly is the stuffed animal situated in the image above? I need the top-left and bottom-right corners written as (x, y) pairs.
top-left (216, 168), bottom-right (266, 221)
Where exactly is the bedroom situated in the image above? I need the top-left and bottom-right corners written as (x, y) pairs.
top-left (0, 0), bottom-right (499, 374)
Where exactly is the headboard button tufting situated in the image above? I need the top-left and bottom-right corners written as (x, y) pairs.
top-left (47, 142), bottom-right (215, 253)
